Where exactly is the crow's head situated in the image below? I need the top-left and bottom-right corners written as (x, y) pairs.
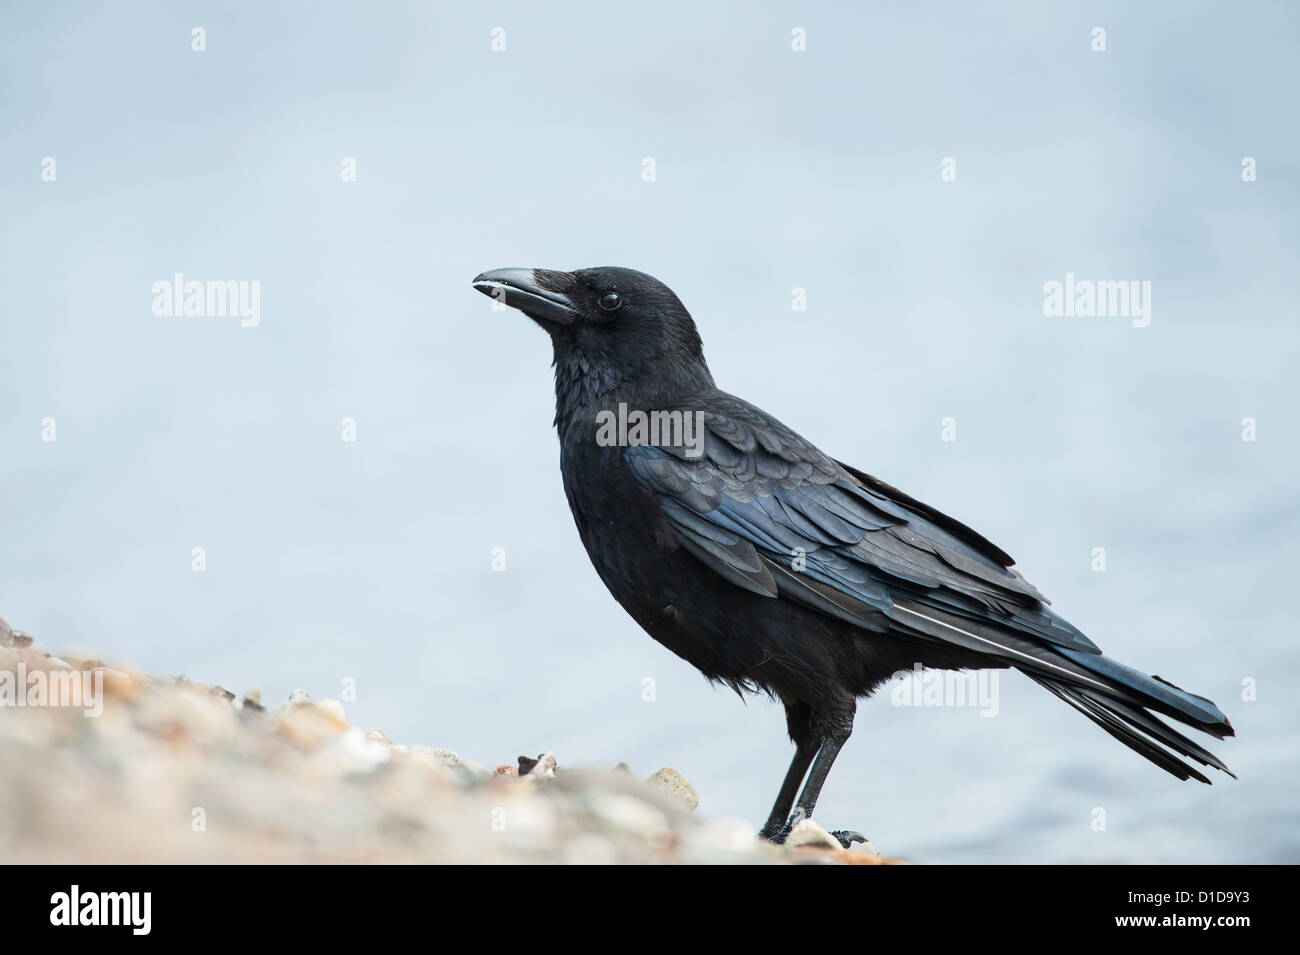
top-left (472, 267), bottom-right (706, 379)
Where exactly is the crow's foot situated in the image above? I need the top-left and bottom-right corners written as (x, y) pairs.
top-left (764, 823), bottom-right (792, 845)
top-left (762, 815), bottom-right (867, 850)
top-left (829, 829), bottom-right (868, 849)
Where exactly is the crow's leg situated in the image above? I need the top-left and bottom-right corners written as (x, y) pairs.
top-left (769, 713), bottom-right (867, 849)
top-left (757, 702), bottom-right (819, 839)
top-left (794, 732), bottom-right (852, 821)
top-left (756, 744), bottom-right (817, 839)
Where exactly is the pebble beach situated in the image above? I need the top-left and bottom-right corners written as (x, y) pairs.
top-left (0, 616), bottom-right (900, 865)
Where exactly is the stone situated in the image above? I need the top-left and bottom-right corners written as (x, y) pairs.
top-left (646, 767), bottom-right (699, 811)
top-left (526, 752), bottom-right (557, 778)
top-left (784, 818), bottom-right (843, 851)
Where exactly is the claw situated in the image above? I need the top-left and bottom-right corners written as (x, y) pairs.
top-left (829, 829), bottom-right (868, 849)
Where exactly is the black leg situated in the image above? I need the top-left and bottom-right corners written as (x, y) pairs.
top-left (758, 701), bottom-right (819, 839)
top-left (792, 730), bottom-right (849, 821)
top-left (757, 735), bottom-right (819, 839)
top-left (769, 714), bottom-right (868, 849)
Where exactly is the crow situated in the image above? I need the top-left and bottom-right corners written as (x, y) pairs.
top-left (472, 265), bottom-right (1234, 846)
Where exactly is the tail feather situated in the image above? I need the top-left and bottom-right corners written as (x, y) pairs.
top-left (888, 597), bottom-right (1235, 781)
top-left (1055, 645), bottom-right (1233, 736)
top-left (1029, 675), bottom-right (1214, 783)
top-left (1027, 673), bottom-right (1235, 783)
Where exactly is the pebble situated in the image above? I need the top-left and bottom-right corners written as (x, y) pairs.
top-left (316, 698), bottom-right (347, 723)
top-left (423, 747), bottom-right (460, 767)
top-left (646, 767), bottom-right (699, 812)
top-left (100, 667), bottom-right (143, 701)
top-left (277, 701), bottom-right (348, 748)
top-left (526, 752), bottom-right (557, 778)
top-left (783, 818), bottom-right (844, 851)
top-left (0, 617), bottom-right (33, 648)
top-left (335, 726), bottom-right (392, 771)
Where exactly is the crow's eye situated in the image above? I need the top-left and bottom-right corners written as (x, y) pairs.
top-left (597, 292), bottom-right (623, 312)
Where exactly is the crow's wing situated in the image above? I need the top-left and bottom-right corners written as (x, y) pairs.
top-left (624, 393), bottom-right (1095, 656)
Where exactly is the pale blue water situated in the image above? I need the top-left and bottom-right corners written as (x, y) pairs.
top-left (2, 1), bottom-right (1296, 863)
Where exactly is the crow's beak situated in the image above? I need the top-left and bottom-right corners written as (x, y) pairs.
top-left (472, 268), bottom-right (577, 327)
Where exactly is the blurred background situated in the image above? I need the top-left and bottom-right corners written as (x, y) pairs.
top-left (1, 1), bottom-right (1296, 862)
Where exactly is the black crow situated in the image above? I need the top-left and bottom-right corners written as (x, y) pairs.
top-left (472, 266), bottom-right (1234, 846)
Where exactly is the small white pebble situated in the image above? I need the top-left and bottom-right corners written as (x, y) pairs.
top-left (784, 818), bottom-right (843, 851)
top-left (316, 698), bottom-right (346, 722)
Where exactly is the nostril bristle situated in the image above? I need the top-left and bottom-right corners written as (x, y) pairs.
top-left (532, 268), bottom-right (575, 292)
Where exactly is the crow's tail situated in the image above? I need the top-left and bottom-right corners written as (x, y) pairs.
top-left (1024, 647), bottom-right (1235, 784)
top-left (888, 597), bottom-right (1235, 782)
